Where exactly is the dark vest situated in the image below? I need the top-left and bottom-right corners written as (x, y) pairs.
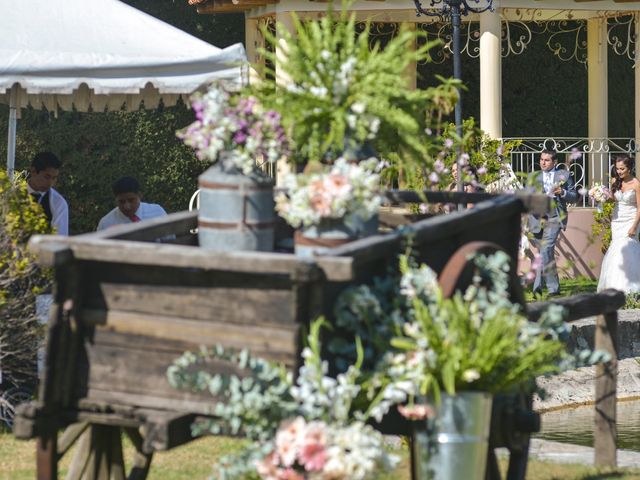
top-left (32, 191), bottom-right (53, 227)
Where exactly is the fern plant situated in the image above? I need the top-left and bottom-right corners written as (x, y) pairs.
top-left (253, 1), bottom-right (459, 184)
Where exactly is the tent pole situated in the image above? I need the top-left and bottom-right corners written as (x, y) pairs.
top-left (7, 84), bottom-right (18, 181)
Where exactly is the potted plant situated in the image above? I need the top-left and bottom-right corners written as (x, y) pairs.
top-left (275, 158), bottom-right (383, 256)
top-left (177, 82), bottom-right (290, 252)
top-left (250, 2), bottom-right (459, 251)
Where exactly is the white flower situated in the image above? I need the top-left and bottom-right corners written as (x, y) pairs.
top-left (462, 369), bottom-right (480, 383)
top-left (351, 102), bottom-right (366, 114)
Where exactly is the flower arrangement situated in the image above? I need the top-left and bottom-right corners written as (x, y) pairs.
top-left (177, 82), bottom-right (290, 175)
top-left (168, 320), bottom-right (398, 480)
top-left (253, 1), bottom-right (459, 176)
top-left (588, 183), bottom-right (612, 204)
top-left (275, 158), bottom-right (383, 229)
top-left (328, 251), bottom-right (609, 420)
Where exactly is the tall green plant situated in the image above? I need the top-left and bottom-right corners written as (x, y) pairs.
top-left (254, 1), bottom-right (459, 182)
top-left (0, 171), bottom-right (52, 390)
top-left (591, 201), bottom-right (614, 253)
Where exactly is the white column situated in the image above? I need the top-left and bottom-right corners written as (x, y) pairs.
top-left (479, 7), bottom-right (502, 139)
top-left (587, 17), bottom-right (608, 184)
top-left (275, 11), bottom-right (295, 185)
top-left (403, 22), bottom-right (417, 91)
top-left (635, 13), bottom-right (640, 175)
top-left (6, 84), bottom-right (18, 181)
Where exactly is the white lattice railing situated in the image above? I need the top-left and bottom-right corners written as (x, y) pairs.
top-left (503, 137), bottom-right (637, 207)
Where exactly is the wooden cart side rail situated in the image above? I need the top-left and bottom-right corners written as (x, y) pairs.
top-left (526, 289), bottom-right (625, 322)
top-left (28, 234), bottom-right (354, 281)
top-left (384, 190), bottom-right (550, 216)
top-left (324, 195), bottom-right (524, 262)
top-left (78, 210), bottom-right (199, 242)
top-left (527, 288), bottom-right (625, 470)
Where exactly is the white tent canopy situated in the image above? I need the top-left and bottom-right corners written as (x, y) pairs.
top-left (0, 0), bottom-right (247, 178)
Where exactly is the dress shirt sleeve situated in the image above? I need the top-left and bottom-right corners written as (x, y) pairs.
top-left (50, 192), bottom-right (69, 236)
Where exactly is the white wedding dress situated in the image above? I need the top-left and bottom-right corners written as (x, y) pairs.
top-left (597, 189), bottom-right (640, 293)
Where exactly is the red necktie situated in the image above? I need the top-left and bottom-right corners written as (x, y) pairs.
top-left (129, 214), bottom-right (141, 222)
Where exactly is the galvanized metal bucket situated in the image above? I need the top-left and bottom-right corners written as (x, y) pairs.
top-left (294, 214), bottom-right (378, 258)
top-left (198, 162), bottom-right (275, 252)
top-left (412, 392), bottom-right (493, 480)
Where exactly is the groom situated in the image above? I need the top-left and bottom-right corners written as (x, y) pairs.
top-left (527, 149), bottom-right (578, 296)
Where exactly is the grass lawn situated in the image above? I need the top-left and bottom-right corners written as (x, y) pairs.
top-left (524, 276), bottom-right (598, 303)
top-left (2, 432), bottom-right (640, 480)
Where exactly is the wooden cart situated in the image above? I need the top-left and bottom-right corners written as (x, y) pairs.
top-left (15, 192), bottom-right (548, 480)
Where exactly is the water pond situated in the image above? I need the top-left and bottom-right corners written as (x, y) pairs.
top-left (536, 399), bottom-right (640, 451)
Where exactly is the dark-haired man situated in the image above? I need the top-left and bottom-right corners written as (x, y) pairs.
top-left (27, 151), bottom-right (68, 235)
top-left (97, 176), bottom-right (167, 231)
top-left (527, 149), bottom-right (578, 296)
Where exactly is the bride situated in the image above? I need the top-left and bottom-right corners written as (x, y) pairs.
top-left (597, 155), bottom-right (640, 293)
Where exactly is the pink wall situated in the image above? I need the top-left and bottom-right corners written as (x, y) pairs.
top-left (519, 208), bottom-right (605, 280)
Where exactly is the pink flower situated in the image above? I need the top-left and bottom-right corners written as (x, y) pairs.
top-left (276, 417), bottom-right (306, 467)
top-left (299, 422), bottom-right (327, 471)
top-left (398, 404), bottom-right (435, 421)
top-left (308, 174), bottom-right (351, 217)
top-left (278, 468), bottom-right (305, 480)
top-left (570, 147), bottom-right (582, 161)
top-left (256, 452), bottom-right (280, 479)
top-left (444, 138), bottom-right (454, 149)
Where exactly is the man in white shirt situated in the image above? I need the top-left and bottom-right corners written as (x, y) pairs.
top-left (97, 176), bottom-right (167, 231)
top-left (27, 152), bottom-right (69, 235)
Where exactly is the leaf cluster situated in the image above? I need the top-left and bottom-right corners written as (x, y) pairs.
top-left (0, 171), bottom-right (52, 391)
top-left (591, 200), bottom-right (614, 253)
top-left (253, 1), bottom-right (459, 181)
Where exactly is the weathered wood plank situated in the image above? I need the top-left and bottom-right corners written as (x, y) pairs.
top-left (78, 210), bottom-right (198, 242)
top-left (594, 311), bottom-right (618, 468)
top-left (83, 309), bottom-right (299, 357)
top-left (86, 283), bottom-right (296, 328)
top-left (138, 411), bottom-right (197, 453)
top-left (30, 235), bottom-right (352, 280)
top-left (527, 289), bottom-right (625, 323)
top-left (57, 422), bottom-right (89, 459)
top-left (323, 196), bottom-right (523, 270)
top-left (383, 191), bottom-right (549, 216)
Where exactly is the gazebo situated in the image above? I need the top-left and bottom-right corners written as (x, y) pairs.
top-left (188, 0), bottom-right (640, 179)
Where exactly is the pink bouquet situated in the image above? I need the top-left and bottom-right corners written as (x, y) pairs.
top-left (588, 183), bottom-right (612, 204)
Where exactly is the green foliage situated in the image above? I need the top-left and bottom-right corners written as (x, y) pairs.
top-left (0, 171), bottom-right (52, 390)
top-left (441, 117), bottom-right (521, 186)
top-left (624, 293), bottom-right (640, 310)
top-left (254, 2), bottom-right (459, 181)
top-left (591, 201), bottom-right (615, 253)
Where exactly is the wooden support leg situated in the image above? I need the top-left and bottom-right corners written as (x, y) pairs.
top-left (595, 312), bottom-right (618, 468)
top-left (485, 449), bottom-right (501, 480)
top-left (124, 427), bottom-right (153, 480)
top-left (65, 424), bottom-right (126, 480)
top-left (37, 431), bottom-right (58, 480)
top-left (506, 440), bottom-right (530, 480)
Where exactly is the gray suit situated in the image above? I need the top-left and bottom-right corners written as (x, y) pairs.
top-left (527, 168), bottom-right (578, 294)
